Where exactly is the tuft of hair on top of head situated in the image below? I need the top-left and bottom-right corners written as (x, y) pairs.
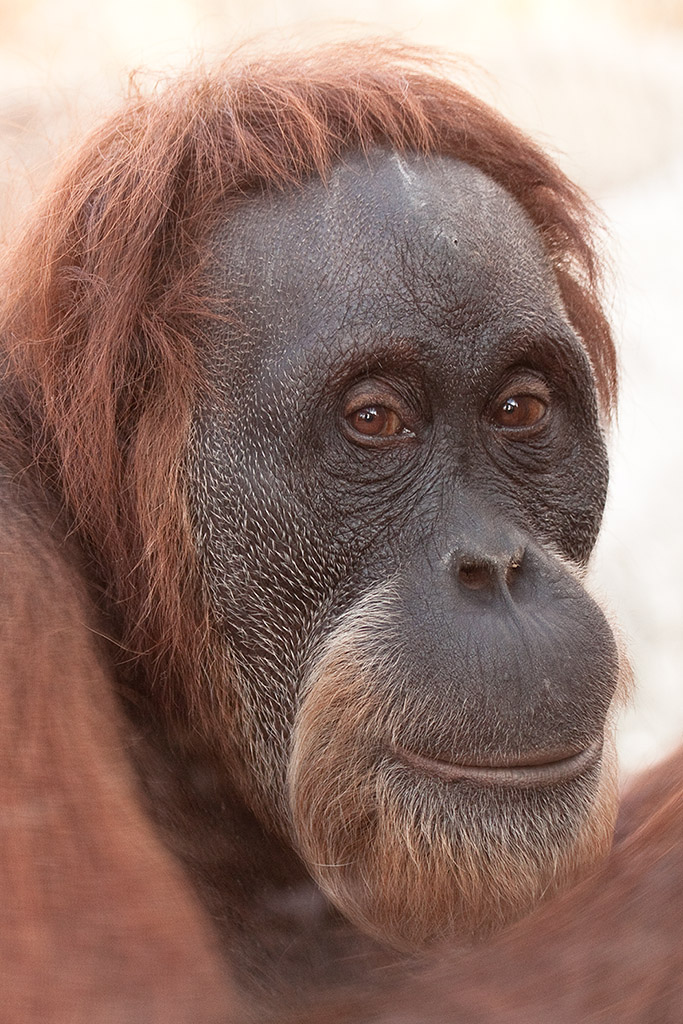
top-left (0, 40), bottom-right (617, 727)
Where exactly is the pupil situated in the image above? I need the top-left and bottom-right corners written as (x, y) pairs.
top-left (354, 405), bottom-right (388, 436)
top-left (503, 399), bottom-right (519, 416)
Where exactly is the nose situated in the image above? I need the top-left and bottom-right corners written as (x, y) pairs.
top-left (451, 546), bottom-right (525, 594)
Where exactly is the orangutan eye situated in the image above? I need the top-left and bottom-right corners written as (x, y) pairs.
top-left (490, 392), bottom-right (548, 433)
top-left (346, 405), bottom-right (408, 438)
top-left (341, 376), bottom-right (420, 445)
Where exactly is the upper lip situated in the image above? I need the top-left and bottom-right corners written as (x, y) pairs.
top-left (393, 737), bottom-right (603, 787)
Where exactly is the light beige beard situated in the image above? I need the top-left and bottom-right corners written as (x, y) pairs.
top-left (288, 588), bottom-right (624, 951)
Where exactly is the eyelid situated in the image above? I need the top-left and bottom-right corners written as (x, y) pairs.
top-left (489, 371), bottom-right (551, 407)
top-left (343, 379), bottom-right (419, 423)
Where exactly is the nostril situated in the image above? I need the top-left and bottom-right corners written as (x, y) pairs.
top-left (458, 561), bottom-right (493, 591)
top-left (456, 548), bottom-right (525, 593)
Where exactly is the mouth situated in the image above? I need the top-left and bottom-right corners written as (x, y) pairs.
top-left (393, 736), bottom-right (603, 788)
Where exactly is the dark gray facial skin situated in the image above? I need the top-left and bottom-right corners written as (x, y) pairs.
top-left (187, 149), bottom-right (620, 981)
top-left (193, 149), bottom-right (615, 789)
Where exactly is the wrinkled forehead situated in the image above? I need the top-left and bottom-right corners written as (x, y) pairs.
top-left (207, 150), bottom-right (565, 373)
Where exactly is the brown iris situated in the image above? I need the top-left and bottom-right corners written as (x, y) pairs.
top-left (492, 394), bottom-right (547, 430)
top-left (347, 405), bottom-right (406, 438)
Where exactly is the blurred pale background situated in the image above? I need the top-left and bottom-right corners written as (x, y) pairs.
top-left (1, 0), bottom-right (681, 777)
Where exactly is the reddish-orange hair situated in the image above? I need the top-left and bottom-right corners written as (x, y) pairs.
top-left (0, 43), bottom-right (616, 724)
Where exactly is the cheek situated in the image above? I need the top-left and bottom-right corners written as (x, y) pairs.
top-left (551, 430), bottom-right (610, 559)
top-left (188, 415), bottom-right (369, 816)
top-left (536, 458), bottom-right (608, 562)
top-left (498, 446), bottom-right (609, 564)
top-left (190, 404), bottom-right (416, 636)
top-left (191, 414), bottom-right (320, 618)
top-left (480, 398), bottom-right (609, 565)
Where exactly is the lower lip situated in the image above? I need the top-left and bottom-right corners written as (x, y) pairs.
top-left (394, 737), bottom-right (603, 788)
